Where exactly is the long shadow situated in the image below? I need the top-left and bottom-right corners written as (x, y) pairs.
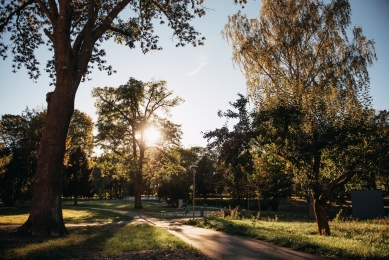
top-left (0, 224), bottom-right (125, 260)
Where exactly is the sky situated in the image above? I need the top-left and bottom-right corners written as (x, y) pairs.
top-left (0, 0), bottom-right (388, 149)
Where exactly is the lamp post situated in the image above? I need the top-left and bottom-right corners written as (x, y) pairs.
top-left (246, 184), bottom-right (249, 210)
top-left (215, 189), bottom-right (218, 207)
top-left (190, 165), bottom-right (198, 219)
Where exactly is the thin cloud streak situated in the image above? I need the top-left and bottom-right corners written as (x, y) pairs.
top-left (188, 52), bottom-right (208, 76)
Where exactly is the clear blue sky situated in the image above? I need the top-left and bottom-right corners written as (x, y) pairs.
top-left (0, 0), bottom-right (388, 149)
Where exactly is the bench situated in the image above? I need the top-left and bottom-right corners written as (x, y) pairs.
top-left (173, 212), bottom-right (187, 217)
top-left (160, 211), bottom-right (167, 215)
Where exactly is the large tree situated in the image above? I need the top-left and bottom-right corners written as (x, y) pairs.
top-left (223, 0), bottom-right (376, 235)
top-left (204, 94), bottom-right (255, 205)
top-left (92, 77), bottom-right (183, 209)
top-left (0, 0), bottom-right (207, 235)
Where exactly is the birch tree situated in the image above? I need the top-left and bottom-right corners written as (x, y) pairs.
top-left (223, 0), bottom-right (376, 235)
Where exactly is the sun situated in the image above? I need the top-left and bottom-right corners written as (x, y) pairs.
top-left (144, 127), bottom-right (161, 144)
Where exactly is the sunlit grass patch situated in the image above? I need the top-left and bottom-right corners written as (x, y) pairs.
top-left (190, 215), bottom-right (389, 259)
top-left (103, 224), bottom-right (191, 255)
top-left (63, 208), bottom-right (132, 223)
top-left (0, 208), bottom-right (131, 225)
top-left (0, 224), bottom-right (194, 260)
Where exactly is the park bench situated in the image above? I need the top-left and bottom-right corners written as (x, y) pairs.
top-left (173, 212), bottom-right (186, 217)
top-left (160, 211), bottom-right (167, 215)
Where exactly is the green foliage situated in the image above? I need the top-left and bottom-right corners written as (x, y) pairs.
top-left (92, 77), bottom-right (184, 208)
top-left (204, 94), bottom-right (255, 204)
top-left (252, 144), bottom-right (294, 210)
top-left (0, 108), bottom-right (95, 207)
top-left (0, 108), bottom-right (45, 206)
top-left (93, 153), bottom-right (128, 199)
top-left (66, 110), bottom-right (94, 159)
top-left (0, 1), bottom-right (207, 81)
top-left (195, 155), bottom-right (217, 200)
top-left (63, 147), bottom-right (94, 204)
top-left (223, 0), bottom-right (378, 235)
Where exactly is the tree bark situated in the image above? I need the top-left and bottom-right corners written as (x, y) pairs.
top-left (312, 193), bottom-right (331, 236)
top-left (18, 3), bottom-right (78, 233)
top-left (18, 85), bottom-right (75, 235)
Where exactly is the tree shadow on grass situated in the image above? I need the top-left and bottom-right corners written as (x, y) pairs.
top-left (0, 224), bottom-right (121, 260)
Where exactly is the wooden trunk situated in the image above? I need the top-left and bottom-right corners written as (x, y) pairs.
top-left (313, 194), bottom-right (331, 236)
top-left (18, 87), bottom-right (75, 236)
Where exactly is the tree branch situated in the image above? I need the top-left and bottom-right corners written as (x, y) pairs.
top-left (92, 0), bottom-right (132, 41)
top-left (0, 0), bottom-right (34, 32)
top-left (106, 24), bottom-right (134, 38)
top-left (320, 170), bottom-right (355, 200)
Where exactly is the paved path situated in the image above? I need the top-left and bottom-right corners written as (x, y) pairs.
top-left (1, 208), bottom-right (328, 260)
top-left (83, 208), bottom-right (328, 260)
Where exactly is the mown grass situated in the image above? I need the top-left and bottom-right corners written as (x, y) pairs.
top-left (189, 212), bottom-right (389, 259)
top-left (0, 224), bottom-right (195, 260)
top-left (62, 198), bottom-right (200, 218)
top-left (0, 203), bottom-right (132, 224)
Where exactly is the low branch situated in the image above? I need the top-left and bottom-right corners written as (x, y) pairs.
top-left (320, 170), bottom-right (355, 201)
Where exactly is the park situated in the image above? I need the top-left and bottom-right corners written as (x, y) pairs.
top-left (0, 0), bottom-right (389, 259)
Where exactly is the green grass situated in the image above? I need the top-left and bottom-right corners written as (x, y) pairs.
top-left (0, 224), bottom-right (195, 260)
top-left (62, 198), bottom-right (201, 218)
top-left (189, 213), bottom-right (389, 259)
top-left (0, 203), bottom-right (132, 224)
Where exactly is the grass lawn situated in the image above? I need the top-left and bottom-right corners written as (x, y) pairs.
top-left (0, 202), bottom-right (132, 225)
top-left (189, 213), bottom-right (389, 259)
top-left (0, 224), bottom-right (202, 260)
top-left (62, 198), bottom-right (200, 219)
top-left (2, 198), bottom-right (388, 259)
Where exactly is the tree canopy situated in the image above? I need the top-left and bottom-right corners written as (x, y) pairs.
top-left (92, 77), bottom-right (183, 208)
top-left (223, 0), bottom-right (376, 235)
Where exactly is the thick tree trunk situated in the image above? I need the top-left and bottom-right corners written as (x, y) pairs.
top-left (312, 193), bottom-right (331, 236)
top-left (18, 87), bottom-right (75, 236)
top-left (16, 0), bottom-right (82, 236)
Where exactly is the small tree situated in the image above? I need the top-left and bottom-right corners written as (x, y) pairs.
top-left (63, 147), bottom-right (93, 205)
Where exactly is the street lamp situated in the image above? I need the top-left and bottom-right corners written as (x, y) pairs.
top-left (190, 165), bottom-right (198, 219)
top-left (246, 184), bottom-right (249, 210)
top-left (215, 189), bottom-right (218, 207)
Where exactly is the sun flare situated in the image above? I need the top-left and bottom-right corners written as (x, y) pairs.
top-left (144, 127), bottom-right (161, 144)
